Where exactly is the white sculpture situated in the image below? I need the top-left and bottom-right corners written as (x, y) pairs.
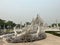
top-left (6, 15), bottom-right (46, 43)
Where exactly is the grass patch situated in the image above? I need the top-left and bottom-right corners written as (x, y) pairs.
top-left (4, 30), bottom-right (14, 34)
top-left (45, 31), bottom-right (60, 37)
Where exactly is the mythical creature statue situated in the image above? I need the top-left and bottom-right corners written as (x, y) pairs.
top-left (6, 15), bottom-right (47, 43)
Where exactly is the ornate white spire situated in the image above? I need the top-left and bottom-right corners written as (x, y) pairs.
top-left (31, 14), bottom-right (44, 26)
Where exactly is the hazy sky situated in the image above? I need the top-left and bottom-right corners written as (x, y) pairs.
top-left (0, 0), bottom-right (60, 24)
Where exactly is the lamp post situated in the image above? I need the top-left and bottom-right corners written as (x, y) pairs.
top-left (56, 19), bottom-right (58, 29)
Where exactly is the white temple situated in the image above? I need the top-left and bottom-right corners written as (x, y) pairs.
top-left (2, 15), bottom-right (47, 43)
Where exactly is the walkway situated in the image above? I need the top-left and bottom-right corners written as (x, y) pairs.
top-left (0, 33), bottom-right (60, 45)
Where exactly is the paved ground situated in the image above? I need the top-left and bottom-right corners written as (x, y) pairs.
top-left (0, 33), bottom-right (60, 45)
top-left (0, 38), bottom-right (4, 45)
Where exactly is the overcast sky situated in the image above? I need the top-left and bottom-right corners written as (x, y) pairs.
top-left (0, 0), bottom-right (60, 24)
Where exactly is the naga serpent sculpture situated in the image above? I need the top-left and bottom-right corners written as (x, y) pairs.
top-left (5, 15), bottom-right (47, 43)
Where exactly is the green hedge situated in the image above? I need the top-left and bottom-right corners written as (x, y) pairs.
top-left (45, 31), bottom-right (60, 37)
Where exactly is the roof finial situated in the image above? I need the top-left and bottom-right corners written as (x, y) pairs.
top-left (36, 13), bottom-right (40, 19)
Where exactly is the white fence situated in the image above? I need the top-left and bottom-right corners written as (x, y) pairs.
top-left (44, 28), bottom-right (60, 31)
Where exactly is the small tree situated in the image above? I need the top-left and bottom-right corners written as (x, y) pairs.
top-left (6, 21), bottom-right (16, 29)
top-left (52, 23), bottom-right (57, 27)
top-left (25, 22), bottom-right (31, 25)
top-left (58, 23), bottom-right (60, 27)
